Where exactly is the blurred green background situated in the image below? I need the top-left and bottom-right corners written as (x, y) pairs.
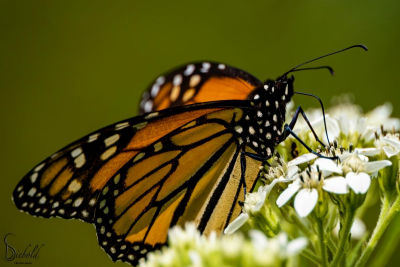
top-left (1, 0), bottom-right (399, 266)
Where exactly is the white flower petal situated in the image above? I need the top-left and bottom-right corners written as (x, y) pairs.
top-left (351, 218), bottom-right (367, 239)
top-left (259, 178), bottom-right (285, 201)
top-left (224, 213), bottom-right (249, 234)
top-left (323, 177), bottom-right (349, 194)
top-left (346, 172), bottom-right (371, 194)
top-left (249, 230), bottom-right (269, 249)
top-left (382, 136), bottom-right (400, 150)
top-left (363, 160), bottom-right (392, 173)
top-left (355, 147), bottom-right (381, 156)
top-left (277, 232), bottom-right (288, 245)
top-left (276, 180), bottom-right (302, 207)
top-left (367, 103), bottom-right (392, 122)
top-left (288, 153), bottom-right (317, 167)
top-left (362, 128), bottom-right (375, 141)
top-left (311, 115), bottom-right (340, 142)
top-left (286, 237), bottom-right (308, 256)
top-left (253, 187), bottom-right (268, 212)
top-left (383, 146), bottom-right (399, 158)
top-left (189, 251), bottom-right (202, 266)
top-left (287, 165), bottom-right (300, 179)
top-left (383, 118), bottom-right (400, 130)
top-left (314, 158), bottom-right (342, 174)
top-left (294, 188), bottom-right (318, 217)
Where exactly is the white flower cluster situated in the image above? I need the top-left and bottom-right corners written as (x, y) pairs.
top-left (140, 223), bottom-right (307, 267)
top-left (293, 102), bottom-right (400, 143)
top-left (276, 151), bottom-right (391, 217)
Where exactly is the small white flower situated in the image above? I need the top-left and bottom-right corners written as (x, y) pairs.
top-left (339, 153), bottom-right (392, 194)
top-left (276, 164), bottom-right (346, 217)
top-left (365, 103), bottom-right (400, 133)
top-left (169, 223), bottom-right (201, 247)
top-left (356, 133), bottom-right (400, 158)
top-left (249, 231), bottom-right (308, 259)
top-left (188, 250), bottom-right (202, 267)
top-left (225, 166), bottom-right (297, 235)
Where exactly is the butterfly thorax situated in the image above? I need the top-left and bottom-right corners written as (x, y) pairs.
top-left (235, 76), bottom-right (294, 157)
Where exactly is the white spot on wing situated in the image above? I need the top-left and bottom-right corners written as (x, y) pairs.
top-left (88, 133), bottom-right (100, 143)
top-left (104, 134), bottom-right (120, 147)
top-left (115, 122), bottom-right (130, 130)
top-left (74, 153), bottom-right (85, 168)
top-left (184, 64), bottom-right (195, 76)
top-left (151, 84), bottom-right (160, 97)
top-left (101, 146), bottom-right (117, 161)
top-left (34, 163), bottom-right (45, 172)
top-left (89, 198), bottom-right (96, 206)
top-left (145, 112), bottom-right (159, 119)
top-left (200, 62), bottom-right (211, 73)
top-left (68, 179), bottom-right (82, 193)
top-left (173, 74), bottom-right (183, 86)
top-left (73, 197), bottom-right (83, 207)
top-left (28, 187), bottom-right (37, 197)
top-left (30, 173), bottom-right (38, 183)
top-left (249, 126), bottom-right (255, 135)
top-left (189, 74), bottom-right (201, 87)
top-left (144, 101), bottom-right (153, 113)
top-left (39, 196), bottom-right (46, 204)
top-left (218, 64), bottom-right (226, 70)
top-left (71, 147), bottom-right (82, 158)
top-left (156, 76), bottom-right (165, 85)
top-left (235, 126), bottom-right (243, 134)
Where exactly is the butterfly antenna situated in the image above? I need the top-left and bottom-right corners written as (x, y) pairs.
top-left (294, 91), bottom-right (331, 145)
top-left (289, 65), bottom-right (335, 76)
top-left (281, 44), bottom-right (368, 78)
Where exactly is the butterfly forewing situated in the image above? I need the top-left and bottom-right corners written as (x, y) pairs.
top-left (94, 108), bottom-right (262, 265)
top-left (13, 102), bottom-right (245, 222)
top-left (12, 120), bottom-right (138, 222)
top-left (139, 62), bottom-right (263, 114)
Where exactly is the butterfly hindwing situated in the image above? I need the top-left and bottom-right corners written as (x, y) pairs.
top-left (139, 62), bottom-right (263, 114)
top-left (94, 108), bottom-right (262, 265)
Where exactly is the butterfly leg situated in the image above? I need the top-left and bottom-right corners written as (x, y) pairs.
top-left (283, 124), bottom-right (337, 160)
top-left (284, 106), bottom-right (327, 147)
top-left (239, 151), bottom-right (273, 206)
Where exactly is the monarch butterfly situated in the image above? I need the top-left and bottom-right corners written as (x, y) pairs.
top-left (12, 45), bottom-right (366, 265)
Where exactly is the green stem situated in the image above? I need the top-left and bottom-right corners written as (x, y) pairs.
top-left (317, 219), bottom-right (329, 267)
top-left (368, 213), bottom-right (400, 266)
top-left (327, 236), bottom-right (337, 254)
top-left (330, 207), bottom-right (355, 267)
top-left (301, 249), bottom-right (322, 265)
top-left (289, 211), bottom-right (313, 238)
top-left (354, 196), bottom-right (400, 267)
